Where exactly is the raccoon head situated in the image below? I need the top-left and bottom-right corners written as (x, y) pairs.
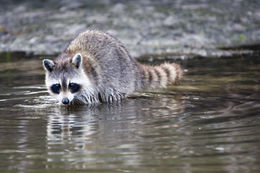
top-left (43, 53), bottom-right (93, 105)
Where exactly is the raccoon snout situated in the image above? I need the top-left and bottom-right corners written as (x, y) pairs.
top-left (62, 97), bottom-right (70, 105)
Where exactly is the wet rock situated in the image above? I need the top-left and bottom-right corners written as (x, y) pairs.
top-left (110, 3), bottom-right (125, 14)
top-left (0, 0), bottom-right (259, 59)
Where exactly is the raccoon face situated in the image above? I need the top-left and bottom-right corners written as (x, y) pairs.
top-left (47, 81), bottom-right (82, 105)
top-left (43, 53), bottom-right (92, 105)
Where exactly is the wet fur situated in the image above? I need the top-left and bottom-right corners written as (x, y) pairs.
top-left (43, 30), bottom-right (183, 105)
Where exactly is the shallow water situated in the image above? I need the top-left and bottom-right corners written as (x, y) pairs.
top-left (0, 55), bottom-right (260, 173)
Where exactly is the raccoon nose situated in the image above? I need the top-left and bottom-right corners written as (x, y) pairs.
top-left (62, 98), bottom-right (69, 105)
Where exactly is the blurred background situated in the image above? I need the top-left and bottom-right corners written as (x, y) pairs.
top-left (0, 0), bottom-right (260, 59)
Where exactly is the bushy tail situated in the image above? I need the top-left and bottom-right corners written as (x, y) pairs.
top-left (140, 63), bottom-right (183, 89)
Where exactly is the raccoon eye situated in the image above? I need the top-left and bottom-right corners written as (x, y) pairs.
top-left (50, 84), bottom-right (61, 94)
top-left (69, 83), bottom-right (81, 93)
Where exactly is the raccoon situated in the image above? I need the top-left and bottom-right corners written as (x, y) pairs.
top-left (43, 30), bottom-right (183, 105)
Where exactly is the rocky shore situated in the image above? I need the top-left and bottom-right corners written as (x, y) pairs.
top-left (0, 0), bottom-right (260, 59)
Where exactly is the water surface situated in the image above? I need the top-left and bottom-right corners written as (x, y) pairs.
top-left (0, 55), bottom-right (259, 172)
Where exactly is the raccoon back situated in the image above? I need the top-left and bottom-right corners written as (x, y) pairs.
top-left (64, 30), bottom-right (142, 94)
top-left (63, 30), bottom-right (182, 95)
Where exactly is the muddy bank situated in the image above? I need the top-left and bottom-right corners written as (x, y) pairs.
top-left (0, 0), bottom-right (260, 59)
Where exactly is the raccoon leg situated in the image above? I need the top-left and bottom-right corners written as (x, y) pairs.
top-left (100, 88), bottom-right (126, 103)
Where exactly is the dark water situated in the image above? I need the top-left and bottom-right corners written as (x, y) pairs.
top-left (0, 55), bottom-right (260, 173)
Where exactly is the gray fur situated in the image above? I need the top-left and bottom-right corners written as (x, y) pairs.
top-left (64, 30), bottom-right (142, 104)
top-left (43, 30), bottom-right (182, 105)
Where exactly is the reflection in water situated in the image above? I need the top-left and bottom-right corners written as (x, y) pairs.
top-left (46, 96), bottom-right (185, 170)
top-left (0, 56), bottom-right (259, 172)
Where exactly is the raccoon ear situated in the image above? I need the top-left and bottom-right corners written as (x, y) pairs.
top-left (42, 59), bottom-right (55, 72)
top-left (72, 53), bottom-right (82, 69)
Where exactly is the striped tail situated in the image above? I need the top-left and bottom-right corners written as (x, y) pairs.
top-left (140, 63), bottom-right (183, 89)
